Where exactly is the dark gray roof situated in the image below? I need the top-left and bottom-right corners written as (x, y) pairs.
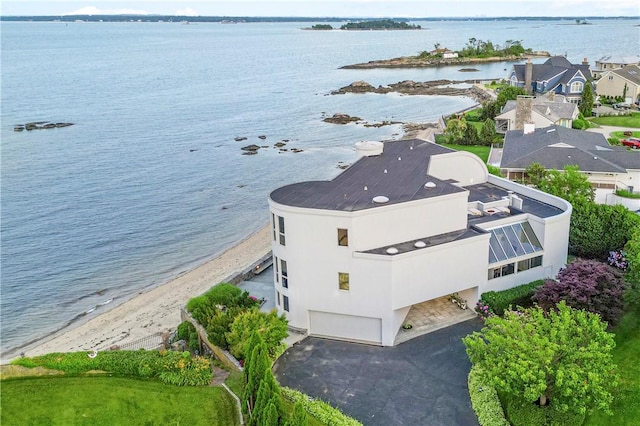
top-left (361, 227), bottom-right (486, 256)
top-left (595, 150), bottom-right (640, 170)
top-left (512, 56), bottom-right (592, 84)
top-left (466, 182), bottom-right (564, 219)
top-left (500, 98), bottom-right (578, 121)
top-left (501, 125), bottom-right (632, 173)
top-left (270, 139), bottom-right (466, 211)
top-left (611, 65), bottom-right (640, 85)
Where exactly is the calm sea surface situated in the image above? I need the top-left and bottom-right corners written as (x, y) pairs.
top-left (1, 18), bottom-right (638, 356)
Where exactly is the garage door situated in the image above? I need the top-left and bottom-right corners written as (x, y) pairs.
top-left (309, 311), bottom-right (382, 344)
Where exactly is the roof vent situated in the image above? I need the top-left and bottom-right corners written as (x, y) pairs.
top-left (546, 128), bottom-right (556, 133)
top-left (414, 241), bottom-right (427, 248)
top-left (386, 247), bottom-right (399, 255)
top-left (424, 181), bottom-right (436, 189)
top-left (373, 195), bottom-right (389, 204)
top-left (354, 141), bottom-right (384, 158)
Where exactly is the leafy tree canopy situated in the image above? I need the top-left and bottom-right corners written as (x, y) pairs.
top-left (464, 302), bottom-right (617, 415)
top-left (537, 164), bottom-right (594, 206)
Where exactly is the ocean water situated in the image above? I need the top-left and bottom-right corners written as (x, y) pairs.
top-left (1, 18), bottom-right (638, 356)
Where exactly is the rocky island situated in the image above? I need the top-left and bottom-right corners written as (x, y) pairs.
top-left (341, 39), bottom-right (549, 69)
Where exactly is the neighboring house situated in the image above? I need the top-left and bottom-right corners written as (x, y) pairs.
top-left (268, 139), bottom-right (571, 346)
top-left (507, 56), bottom-right (592, 103)
top-left (593, 55), bottom-right (640, 79)
top-left (430, 48), bottom-right (458, 58)
top-left (595, 65), bottom-right (640, 104)
top-left (495, 95), bottom-right (579, 133)
top-left (500, 125), bottom-right (640, 204)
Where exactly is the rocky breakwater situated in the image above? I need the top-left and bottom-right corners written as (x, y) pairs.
top-left (332, 80), bottom-right (494, 103)
top-left (340, 52), bottom-right (550, 69)
top-left (14, 121), bottom-right (74, 132)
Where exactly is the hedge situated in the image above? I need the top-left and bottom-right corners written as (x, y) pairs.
top-left (11, 350), bottom-right (212, 386)
top-left (468, 366), bottom-right (509, 426)
top-left (281, 387), bottom-right (362, 426)
top-left (480, 280), bottom-right (543, 315)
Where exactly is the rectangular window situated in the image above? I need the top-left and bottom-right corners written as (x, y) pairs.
top-left (272, 213), bottom-right (277, 241)
top-left (278, 216), bottom-right (286, 246)
top-left (338, 228), bottom-right (349, 247)
top-left (501, 263), bottom-right (515, 276)
top-left (518, 255), bottom-right (543, 272)
top-left (338, 272), bottom-right (350, 291)
top-left (283, 295), bottom-right (289, 312)
top-left (276, 291), bottom-right (280, 306)
top-left (531, 255), bottom-right (543, 268)
top-left (281, 259), bottom-right (288, 288)
top-left (274, 256), bottom-right (279, 283)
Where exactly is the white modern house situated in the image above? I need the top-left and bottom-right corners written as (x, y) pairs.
top-left (268, 139), bottom-right (571, 346)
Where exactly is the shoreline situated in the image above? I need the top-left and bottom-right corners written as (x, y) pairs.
top-left (2, 223), bottom-right (272, 363)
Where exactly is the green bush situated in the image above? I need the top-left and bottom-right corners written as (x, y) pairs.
top-left (608, 137), bottom-right (621, 146)
top-left (177, 321), bottom-right (199, 352)
top-left (468, 366), bottom-right (509, 426)
top-left (281, 387), bottom-right (363, 426)
top-left (501, 393), bottom-right (585, 426)
top-left (11, 350), bottom-right (212, 386)
top-left (487, 164), bottom-right (502, 177)
top-left (226, 309), bottom-right (288, 360)
top-left (480, 280), bottom-right (543, 315)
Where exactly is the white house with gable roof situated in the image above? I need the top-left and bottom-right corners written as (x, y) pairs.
top-left (268, 139), bottom-right (571, 346)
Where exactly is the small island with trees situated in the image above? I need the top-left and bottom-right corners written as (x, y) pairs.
top-left (306, 19), bottom-right (421, 31)
top-left (341, 39), bottom-right (549, 69)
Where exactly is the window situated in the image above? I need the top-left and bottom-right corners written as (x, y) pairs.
top-left (608, 75), bottom-right (613, 81)
top-left (488, 263), bottom-right (515, 280)
top-left (271, 213), bottom-right (277, 241)
top-left (274, 256), bottom-right (279, 283)
top-left (338, 228), bottom-right (348, 246)
top-left (278, 215), bottom-right (286, 246)
top-left (276, 291), bottom-right (281, 306)
top-left (338, 272), bottom-right (350, 291)
top-left (283, 295), bottom-right (289, 312)
top-left (517, 255), bottom-right (543, 272)
top-left (281, 259), bottom-right (288, 288)
top-left (488, 222), bottom-right (543, 264)
top-left (570, 81), bottom-right (584, 93)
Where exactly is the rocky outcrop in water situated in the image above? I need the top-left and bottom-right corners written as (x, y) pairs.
top-left (332, 80), bottom-right (494, 103)
top-left (322, 113), bottom-right (362, 124)
top-left (14, 121), bottom-right (74, 131)
top-left (340, 52), bottom-right (550, 69)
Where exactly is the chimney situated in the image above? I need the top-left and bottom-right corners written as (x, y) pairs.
top-left (515, 96), bottom-right (533, 130)
top-left (582, 57), bottom-right (589, 66)
top-left (525, 58), bottom-right (533, 95)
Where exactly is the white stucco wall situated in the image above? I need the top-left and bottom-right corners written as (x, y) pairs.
top-left (428, 151), bottom-right (487, 186)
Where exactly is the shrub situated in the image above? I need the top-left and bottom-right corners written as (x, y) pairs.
top-left (608, 137), bottom-right (621, 146)
top-left (468, 366), bottom-right (509, 426)
top-left (501, 393), bottom-right (585, 426)
top-left (226, 309), bottom-right (288, 360)
top-left (11, 350), bottom-right (212, 386)
top-left (177, 321), bottom-right (199, 352)
top-left (486, 164), bottom-right (502, 177)
top-left (480, 280), bottom-right (543, 316)
top-left (281, 387), bottom-right (363, 426)
top-left (533, 259), bottom-right (627, 325)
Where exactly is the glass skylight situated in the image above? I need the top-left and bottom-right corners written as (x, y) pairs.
top-left (488, 222), bottom-right (543, 264)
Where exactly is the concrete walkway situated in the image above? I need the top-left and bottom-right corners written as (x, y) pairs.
top-left (274, 319), bottom-right (483, 426)
top-left (586, 124), bottom-right (636, 139)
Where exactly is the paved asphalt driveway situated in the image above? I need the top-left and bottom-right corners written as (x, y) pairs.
top-left (274, 318), bottom-right (483, 426)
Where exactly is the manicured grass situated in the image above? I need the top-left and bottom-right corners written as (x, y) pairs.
top-left (440, 143), bottom-right (491, 163)
top-left (611, 130), bottom-right (640, 139)
top-left (1, 376), bottom-right (239, 426)
top-left (584, 310), bottom-right (640, 425)
top-left (588, 112), bottom-right (640, 128)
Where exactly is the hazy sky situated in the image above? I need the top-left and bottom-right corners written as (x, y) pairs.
top-left (2, 0), bottom-right (639, 17)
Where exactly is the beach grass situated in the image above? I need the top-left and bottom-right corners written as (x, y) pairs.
top-left (1, 376), bottom-right (238, 425)
top-left (588, 112), bottom-right (640, 128)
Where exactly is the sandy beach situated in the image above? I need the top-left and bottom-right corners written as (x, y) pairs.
top-left (8, 224), bottom-right (272, 361)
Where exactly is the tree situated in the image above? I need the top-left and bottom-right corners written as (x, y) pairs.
top-left (463, 302), bottom-right (617, 415)
top-left (262, 402), bottom-right (279, 426)
top-left (285, 402), bottom-right (308, 426)
top-left (625, 226), bottom-right (640, 286)
top-left (537, 165), bottom-right (594, 206)
top-left (443, 118), bottom-right (467, 144)
top-left (251, 367), bottom-right (285, 426)
top-left (480, 99), bottom-right (500, 120)
top-left (226, 309), bottom-right (288, 360)
top-left (479, 118), bottom-right (497, 145)
top-left (533, 259), bottom-right (627, 325)
top-left (570, 202), bottom-right (640, 259)
top-left (524, 162), bottom-right (547, 187)
top-left (243, 336), bottom-right (269, 414)
top-left (579, 83), bottom-right (594, 117)
top-left (496, 86), bottom-right (528, 110)
top-left (463, 121), bottom-right (479, 145)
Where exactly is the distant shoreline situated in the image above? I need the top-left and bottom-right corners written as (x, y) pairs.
top-left (341, 52), bottom-right (550, 69)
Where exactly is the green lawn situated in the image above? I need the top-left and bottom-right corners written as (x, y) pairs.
top-left (1, 376), bottom-right (238, 425)
top-left (588, 112), bottom-right (640, 128)
top-left (584, 310), bottom-right (640, 425)
top-left (440, 143), bottom-right (491, 163)
top-left (610, 130), bottom-right (640, 139)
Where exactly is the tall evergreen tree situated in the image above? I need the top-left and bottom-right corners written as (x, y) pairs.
top-left (579, 83), bottom-right (594, 117)
top-left (463, 122), bottom-right (479, 145)
top-left (285, 401), bottom-right (309, 426)
top-left (262, 402), bottom-right (279, 426)
top-left (243, 338), bottom-right (269, 414)
top-left (480, 118), bottom-right (497, 145)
